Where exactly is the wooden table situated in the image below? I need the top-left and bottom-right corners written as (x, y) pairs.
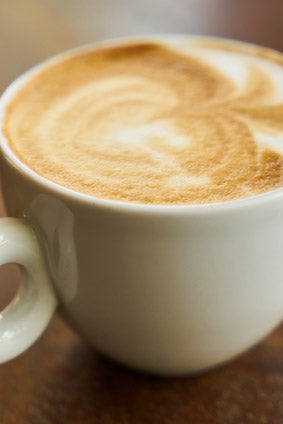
top-left (1, 281), bottom-right (283, 423)
top-left (1, 0), bottom-right (283, 422)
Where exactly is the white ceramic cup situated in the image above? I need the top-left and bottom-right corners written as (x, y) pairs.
top-left (0, 40), bottom-right (282, 376)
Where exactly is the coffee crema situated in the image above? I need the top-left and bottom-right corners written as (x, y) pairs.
top-left (3, 36), bottom-right (283, 205)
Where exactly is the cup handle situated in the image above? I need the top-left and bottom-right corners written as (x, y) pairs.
top-left (0, 217), bottom-right (57, 363)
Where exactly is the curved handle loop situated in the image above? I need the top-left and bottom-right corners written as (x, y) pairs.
top-left (0, 218), bottom-right (57, 363)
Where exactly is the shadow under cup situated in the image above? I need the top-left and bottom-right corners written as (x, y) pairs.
top-left (0, 38), bottom-right (283, 376)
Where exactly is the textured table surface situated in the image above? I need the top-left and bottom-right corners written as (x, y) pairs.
top-left (1, 296), bottom-right (283, 423)
top-left (0, 0), bottom-right (283, 422)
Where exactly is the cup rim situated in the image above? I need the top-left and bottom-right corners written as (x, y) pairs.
top-left (0, 34), bottom-right (282, 215)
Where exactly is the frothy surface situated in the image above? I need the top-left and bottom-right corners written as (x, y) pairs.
top-left (3, 37), bottom-right (283, 204)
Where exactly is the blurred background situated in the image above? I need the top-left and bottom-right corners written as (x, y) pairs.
top-left (0, 0), bottom-right (282, 307)
top-left (0, 0), bottom-right (283, 93)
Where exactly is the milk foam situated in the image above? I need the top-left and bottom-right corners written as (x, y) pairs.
top-left (3, 37), bottom-right (283, 205)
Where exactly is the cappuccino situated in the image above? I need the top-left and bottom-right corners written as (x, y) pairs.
top-left (3, 36), bottom-right (283, 205)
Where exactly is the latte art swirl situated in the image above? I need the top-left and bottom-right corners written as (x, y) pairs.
top-left (4, 37), bottom-right (283, 204)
